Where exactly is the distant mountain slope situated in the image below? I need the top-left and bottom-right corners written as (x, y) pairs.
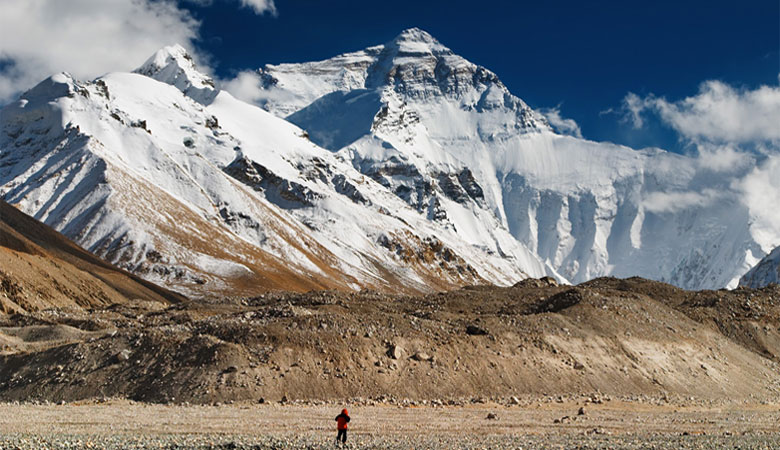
top-left (740, 246), bottom-right (780, 288)
top-left (0, 44), bottom-right (554, 298)
top-left (249, 27), bottom-right (768, 289)
top-left (0, 200), bottom-right (184, 313)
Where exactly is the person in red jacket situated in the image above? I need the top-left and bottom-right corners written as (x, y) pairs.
top-left (335, 408), bottom-right (350, 444)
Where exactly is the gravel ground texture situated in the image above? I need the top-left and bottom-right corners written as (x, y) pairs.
top-left (1, 432), bottom-right (780, 449)
top-left (0, 401), bottom-right (779, 449)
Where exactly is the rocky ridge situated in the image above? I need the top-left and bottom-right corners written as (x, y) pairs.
top-left (2, 276), bottom-right (779, 404)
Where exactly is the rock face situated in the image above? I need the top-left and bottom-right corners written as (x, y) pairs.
top-left (248, 27), bottom-right (774, 290)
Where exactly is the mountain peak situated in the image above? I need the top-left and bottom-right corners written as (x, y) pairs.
top-left (385, 27), bottom-right (449, 54)
top-left (134, 44), bottom-right (217, 104)
top-left (254, 27), bottom-right (545, 125)
top-left (21, 72), bottom-right (77, 102)
top-left (143, 44), bottom-right (190, 65)
top-left (135, 44), bottom-right (197, 77)
top-left (392, 28), bottom-right (438, 44)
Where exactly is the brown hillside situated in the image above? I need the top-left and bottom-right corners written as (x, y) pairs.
top-left (0, 200), bottom-right (185, 313)
top-left (1, 276), bottom-right (778, 404)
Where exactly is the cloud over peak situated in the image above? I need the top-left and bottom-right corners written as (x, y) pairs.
top-left (0, 0), bottom-right (202, 102)
top-left (623, 80), bottom-right (780, 145)
top-left (540, 106), bottom-right (583, 138)
top-left (621, 77), bottom-right (780, 252)
top-left (0, 0), bottom-right (279, 103)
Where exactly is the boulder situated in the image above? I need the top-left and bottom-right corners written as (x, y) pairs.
top-left (466, 324), bottom-right (488, 335)
top-left (411, 352), bottom-right (432, 361)
top-left (388, 344), bottom-right (404, 359)
top-left (115, 349), bottom-right (132, 362)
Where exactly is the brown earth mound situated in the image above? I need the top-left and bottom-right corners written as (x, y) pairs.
top-left (0, 200), bottom-right (185, 314)
top-left (1, 277), bottom-right (779, 404)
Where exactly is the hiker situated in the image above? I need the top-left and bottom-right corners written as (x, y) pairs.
top-left (335, 408), bottom-right (350, 444)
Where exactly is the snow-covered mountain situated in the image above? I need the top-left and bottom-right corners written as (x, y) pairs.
top-left (1, 29), bottom-right (775, 295)
top-left (249, 28), bottom-right (769, 290)
top-left (0, 43), bottom-right (555, 298)
top-left (740, 246), bottom-right (780, 288)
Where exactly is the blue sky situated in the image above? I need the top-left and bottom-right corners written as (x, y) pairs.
top-left (181, 0), bottom-right (779, 152)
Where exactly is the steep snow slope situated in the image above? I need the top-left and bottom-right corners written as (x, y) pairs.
top-left (0, 46), bottom-right (555, 297)
top-left (249, 28), bottom-right (769, 290)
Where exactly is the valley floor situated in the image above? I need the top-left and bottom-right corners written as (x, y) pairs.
top-left (3, 277), bottom-right (780, 448)
top-left (0, 400), bottom-right (779, 449)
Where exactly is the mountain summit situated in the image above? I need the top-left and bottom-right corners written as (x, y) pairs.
top-left (389, 27), bottom-right (442, 46)
top-left (134, 44), bottom-right (217, 104)
top-left (255, 28), bottom-right (548, 132)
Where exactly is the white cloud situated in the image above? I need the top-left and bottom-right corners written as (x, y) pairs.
top-left (695, 144), bottom-right (754, 173)
top-left (184, 0), bottom-right (276, 14)
top-left (642, 188), bottom-right (723, 214)
top-left (655, 81), bottom-right (780, 144)
top-left (737, 154), bottom-right (780, 249)
top-left (540, 106), bottom-right (582, 138)
top-left (221, 70), bottom-right (265, 103)
top-left (220, 69), bottom-right (299, 109)
top-left (621, 77), bottom-right (780, 256)
top-left (622, 80), bottom-right (780, 145)
top-left (238, 0), bottom-right (276, 15)
top-left (0, 0), bottom-right (203, 102)
top-left (620, 79), bottom-right (780, 231)
top-left (622, 92), bottom-right (648, 128)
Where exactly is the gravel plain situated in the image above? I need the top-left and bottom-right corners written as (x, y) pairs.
top-left (2, 432), bottom-right (780, 449)
top-left (1, 400), bottom-right (779, 449)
